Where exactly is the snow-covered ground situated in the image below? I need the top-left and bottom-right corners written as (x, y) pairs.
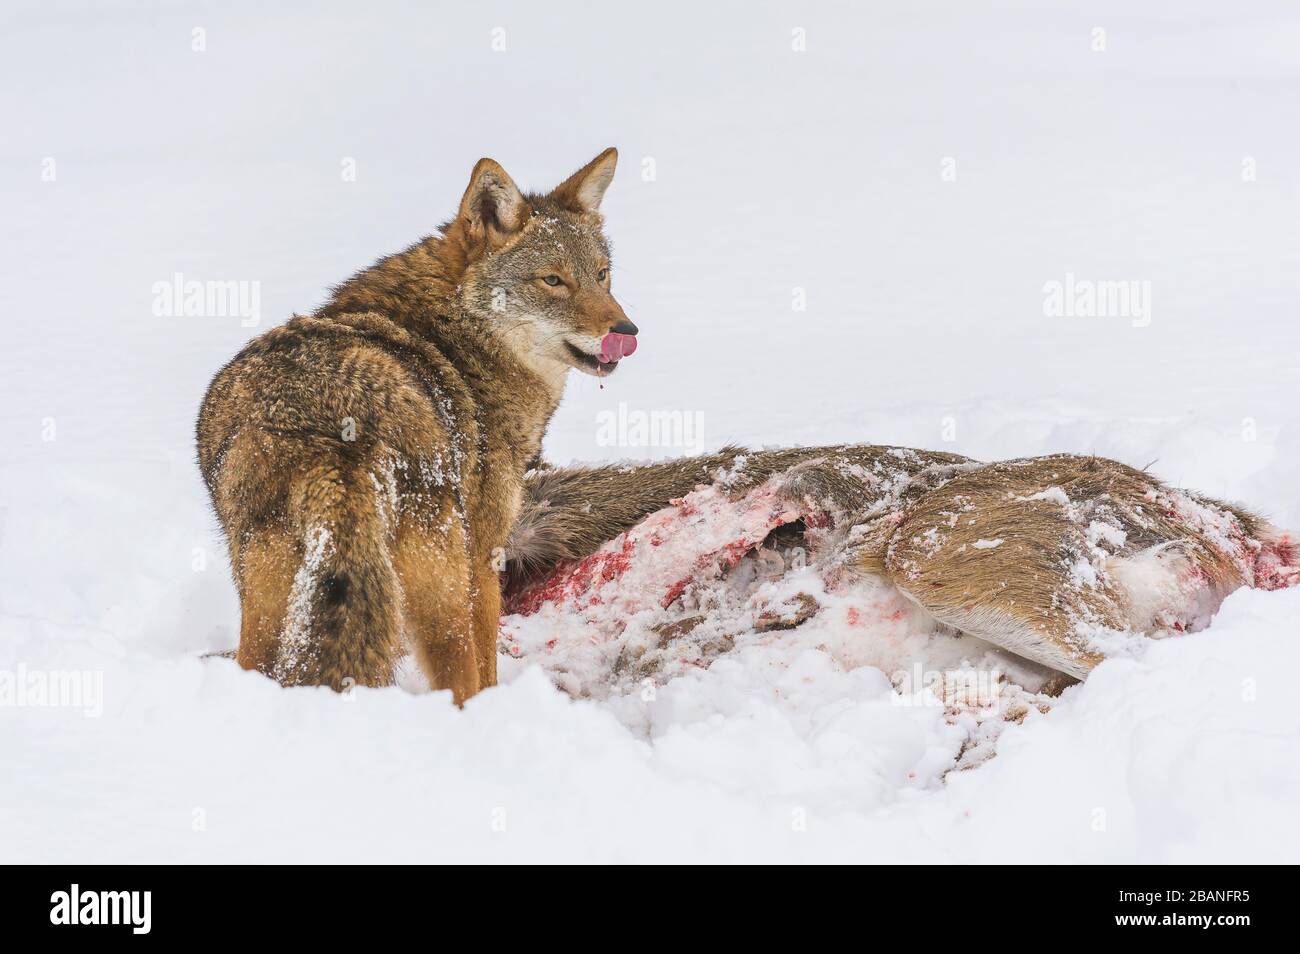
top-left (3, 1), bottom-right (1299, 862)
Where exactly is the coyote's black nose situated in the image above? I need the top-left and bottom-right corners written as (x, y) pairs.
top-left (611, 318), bottom-right (639, 336)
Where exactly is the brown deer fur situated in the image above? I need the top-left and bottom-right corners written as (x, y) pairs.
top-left (506, 446), bottom-right (1273, 679)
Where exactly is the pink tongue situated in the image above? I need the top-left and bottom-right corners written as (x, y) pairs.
top-left (599, 332), bottom-right (638, 364)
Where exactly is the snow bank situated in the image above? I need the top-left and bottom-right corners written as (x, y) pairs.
top-left (3, 545), bottom-right (1298, 862)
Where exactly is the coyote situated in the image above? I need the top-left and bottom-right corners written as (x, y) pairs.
top-left (197, 148), bottom-right (637, 702)
top-left (504, 446), bottom-right (1298, 680)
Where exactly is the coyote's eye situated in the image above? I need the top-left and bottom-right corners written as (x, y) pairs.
top-left (542, 275), bottom-right (563, 287)
top-left (597, 268), bottom-right (608, 282)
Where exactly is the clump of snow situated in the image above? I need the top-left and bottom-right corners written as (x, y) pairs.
top-left (1086, 521), bottom-right (1127, 550)
top-left (973, 538), bottom-right (1003, 549)
top-left (1069, 556), bottom-right (1100, 589)
top-left (1023, 486), bottom-right (1071, 507)
top-left (915, 526), bottom-right (947, 555)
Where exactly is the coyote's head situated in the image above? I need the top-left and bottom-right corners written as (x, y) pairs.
top-left (454, 148), bottom-right (637, 379)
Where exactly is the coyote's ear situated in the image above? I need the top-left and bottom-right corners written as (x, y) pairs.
top-left (551, 147), bottom-right (618, 214)
top-left (458, 158), bottom-right (528, 239)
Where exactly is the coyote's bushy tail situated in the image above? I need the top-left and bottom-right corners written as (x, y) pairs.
top-left (273, 462), bottom-right (402, 689)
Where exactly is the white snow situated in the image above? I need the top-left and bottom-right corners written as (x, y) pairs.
top-left (1025, 487), bottom-right (1072, 507)
top-left (3, 1), bottom-right (1300, 862)
top-left (1087, 520), bottom-right (1127, 550)
top-left (277, 525), bottom-right (332, 682)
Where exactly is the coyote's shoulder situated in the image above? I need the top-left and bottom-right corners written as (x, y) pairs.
top-left (197, 149), bottom-right (638, 702)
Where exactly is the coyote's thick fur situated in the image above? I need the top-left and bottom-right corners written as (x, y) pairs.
top-left (198, 149), bottom-right (634, 702)
top-left (506, 446), bottom-right (1297, 678)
